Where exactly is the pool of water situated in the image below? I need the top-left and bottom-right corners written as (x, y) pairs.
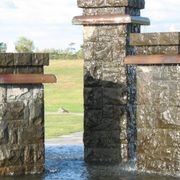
top-left (2, 145), bottom-right (179, 180)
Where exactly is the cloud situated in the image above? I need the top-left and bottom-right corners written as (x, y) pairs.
top-left (0, 0), bottom-right (180, 52)
top-left (0, 0), bottom-right (81, 25)
top-left (0, 0), bottom-right (17, 9)
top-left (142, 0), bottom-right (180, 32)
top-left (0, 0), bottom-right (83, 52)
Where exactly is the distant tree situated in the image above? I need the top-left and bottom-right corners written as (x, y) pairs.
top-left (0, 42), bottom-right (7, 53)
top-left (15, 37), bottom-right (35, 53)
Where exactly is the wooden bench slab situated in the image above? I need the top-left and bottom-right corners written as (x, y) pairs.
top-left (0, 74), bottom-right (57, 84)
top-left (124, 55), bottom-right (180, 65)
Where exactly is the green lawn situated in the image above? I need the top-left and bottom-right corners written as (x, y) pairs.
top-left (45, 114), bottom-right (83, 139)
top-left (44, 60), bottom-right (84, 139)
top-left (44, 60), bottom-right (83, 113)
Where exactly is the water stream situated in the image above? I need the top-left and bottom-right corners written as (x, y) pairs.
top-left (1, 145), bottom-right (179, 180)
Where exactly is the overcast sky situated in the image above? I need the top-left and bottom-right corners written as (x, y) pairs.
top-left (0, 0), bottom-right (180, 52)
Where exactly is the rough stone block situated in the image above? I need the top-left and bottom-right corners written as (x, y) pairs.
top-left (137, 105), bottom-right (157, 128)
top-left (14, 53), bottom-right (32, 66)
top-left (94, 41), bottom-right (113, 61)
top-left (20, 126), bottom-right (44, 145)
top-left (84, 42), bottom-right (94, 61)
top-left (130, 32), bottom-right (180, 46)
top-left (0, 53), bottom-right (14, 66)
top-left (84, 106), bottom-right (125, 131)
top-left (103, 87), bottom-right (127, 105)
top-left (0, 121), bottom-right (9, 145)
top-left (83, 7), bottom-right (126, 16)
top-left (84, 147), bottom-right (121, 163)
top-left (84, 87), bottom-right (103, 109)
top-left (15, 67), bottom-right (43, 74)
top-left (77, 0), bottom-right (145, 9)
top-left (83, 26), bottom-right (98, 42)
top-left (84, 61), bottom-right (102, 87)
top-left (0, 67), bottom-right (14, 74)
top-left (84, 130), bottom-right (120, 148)
top-left (134, 46), bottom-right (179, 55)
top-left (102, 62), bottom-right (126, 87)
top-left (32, 53), bottom-right (49, 66)
top-left (3, 102), bottom-right (24, 121)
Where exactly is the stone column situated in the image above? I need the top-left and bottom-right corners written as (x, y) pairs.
top-left (0, 53), bottom-right (53, 175)
top-left (126, 32), bottom-right (180, 176)
top-left (73, 0), bottom-right (150, 163)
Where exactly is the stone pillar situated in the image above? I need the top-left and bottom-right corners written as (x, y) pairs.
top-left (0, 53), bottom-right (52, 175)
top-left (126, 32), bottom-right (180, 176)
top-left (73, 0), bottom-right (150, 163)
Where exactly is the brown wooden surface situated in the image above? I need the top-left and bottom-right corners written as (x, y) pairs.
top-left (73, 15), bottom-right (150, 25)
top-left (124, 55), bottom-right (180, 65)
top-left (0, 74), bottom-right (57, 84)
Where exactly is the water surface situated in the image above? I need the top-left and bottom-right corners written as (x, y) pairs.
top-left (1, 145), bottom-right (179, 180)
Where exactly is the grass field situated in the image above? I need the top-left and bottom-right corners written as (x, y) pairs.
top-left (44, 60), bottom-right (83, 113)
top-left (45, 114), bottom-right (83, 139)
top-left (44, 60), bottom-right (83, 139)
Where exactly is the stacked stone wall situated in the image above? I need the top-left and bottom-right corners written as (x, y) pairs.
top-left (76, 0), bottom-right (147, 163)
top-left (130, 32), bottom-right (180, 176)
top-left (0, 53), bottom-right (48, 175)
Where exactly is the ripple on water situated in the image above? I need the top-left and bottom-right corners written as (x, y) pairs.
top-left (0, 145), bottom-right (179, 180)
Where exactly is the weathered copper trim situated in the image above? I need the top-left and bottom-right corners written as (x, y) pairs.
top-left (124, 55), bottom-right (180, 65)
top-left (73, 14), bottom-right (150, 25)
top-left (0, 74), bottom-right (57, 84)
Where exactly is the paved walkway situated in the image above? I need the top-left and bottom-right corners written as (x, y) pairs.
top-left (45, 132), bottom-right (83, 145)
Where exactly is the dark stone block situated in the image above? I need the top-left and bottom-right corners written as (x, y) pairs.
top-left (0, 53), bottom-right (14, 66)
top-left (84, 87), bottom-right (103, 109)
top-left (84, 147), bottom-right (121, 163)
top-left (20, 126), bottom-right (44, 145)
top-left (103, 87), bottom-right (127, 105)
top-left (3, 102), bottom-right (24, 120)
top-left (14, 53), bottom-right (32, 66)
top-left (84, 130), bottom-right (120, 148)
top-left (0, 121), bottom-right (9, 145)
top-left (32, 53), bottom-right (49, 66)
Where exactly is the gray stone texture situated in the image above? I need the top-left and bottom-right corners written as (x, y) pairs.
top-left (78, 0), bottom-right (145, 9)
top-left (131, 33), bottom-right (180, 176)
top-left (130, 32), bottom-right (180, 46)
top-left (81, 0), bottom-right (143, 163)
top-left (0, 53), bottom-right (48, 175)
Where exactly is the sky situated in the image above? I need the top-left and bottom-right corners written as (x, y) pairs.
top-left (0, 0), bottom-right (180, 52)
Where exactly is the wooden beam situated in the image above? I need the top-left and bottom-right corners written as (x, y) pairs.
top-left (124, 55), bottom-right (180, 65)
top-left (0, 74), bottom-right (57, 84)
top-left (73, 15), bottom-right (150, 25)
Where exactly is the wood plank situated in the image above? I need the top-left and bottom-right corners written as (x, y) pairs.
top-left (73, 15), bottom-right (150, 25)
top-left (124, 55), bottom-right (180, 65)
top-left (0, 74), bottom-right (57, 84)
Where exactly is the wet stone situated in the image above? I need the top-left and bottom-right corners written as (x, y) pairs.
top-left (14, 53), bottom-right (32, 66)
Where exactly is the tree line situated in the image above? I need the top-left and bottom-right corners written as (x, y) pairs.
top-left (0, 36), bottom-right (83, 60)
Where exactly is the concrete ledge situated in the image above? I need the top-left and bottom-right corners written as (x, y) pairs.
top-left (0, 74), bottom-right (57, 84)
top-left (124, 55), bottom-right (180, 64)
top-left (73, 14), bottom-right (150, 25)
